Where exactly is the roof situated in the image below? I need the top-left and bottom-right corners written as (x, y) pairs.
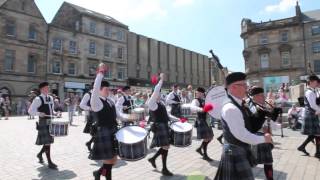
top-left (65, 2), bottom-right (128, 29)
top-left (302, 9), bottom-right (320, 22)
top-left (0, 0), bottom-right (7, 7)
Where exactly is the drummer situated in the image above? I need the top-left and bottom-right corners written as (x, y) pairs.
top-left (147, 73), bottom-right (180, 176)
top-left (79, 82), bottom-right (95, 152)
top-left (166, 84), bottom-right (182, 118)
top-left (90, 64), bottom-right (135, 180)
top-left (28, 82), bottom-right (57, 169)
top-left (190, 87), bottom-right (214, 161)
top-left (116, 85), bottom-right (135, 126)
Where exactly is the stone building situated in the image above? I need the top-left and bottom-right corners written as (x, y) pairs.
top-left (241, 2), bottom-right (320, 91)
top-left (127, 32), bottom-right (211, 89)
top-left (47, 2), bottom-right (129, 98)
top-left (0, 0), bottom-right (47, 102)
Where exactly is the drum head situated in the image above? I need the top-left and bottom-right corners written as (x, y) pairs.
top-left (51, 119), bottom-right (69, 124)
top-left (116, 126), bottom-right (147, 144)
top-left (205, 86), bottom-right (228, 119)
top-left (170, 122), bottom-right (192, 132)
top-left (133, 108), bottom-right (145, 113)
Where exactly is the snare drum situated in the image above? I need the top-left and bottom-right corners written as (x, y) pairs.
top-left (132, 108), bottom-right (145, 122)
top-left (115, 126), bottom-right (148, 161)
top-left (181, 104), bottom-right (191, 117)
top-left (170, 122), bottom-right (193, 147)
top-left (49, 119), bottom-right (69, 137)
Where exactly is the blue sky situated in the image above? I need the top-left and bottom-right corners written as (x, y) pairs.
top-left (35, 0), bottom-right (319, 72)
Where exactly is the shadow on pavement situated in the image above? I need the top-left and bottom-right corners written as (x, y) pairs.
top-left (89, 159), bottom-right (128, 168)
top-left (253, 166), bottom-right (288, 180)
top-left (35, 166), bottom-right (77, 180)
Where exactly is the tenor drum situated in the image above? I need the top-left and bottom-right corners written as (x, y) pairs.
top-left (115, 126), bottom-right (148, 161)
top-left (132, 108), bottom-right (145, 122)
top-left (49, 119), bottom-right (69, 137)
top-left (205, 86), bottom-right (228, 119)
top-left (170, 122), bottom-right (193, 147)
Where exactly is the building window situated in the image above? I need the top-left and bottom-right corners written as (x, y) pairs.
top-left (117, 47), bottom-right (123, 59)
top-left (244, 38), bottom-right (248, 48)
top-left (6, 20), bottom-right (16, 37)
top-left (52, 60), bottom-right (61, 74)
top-left (89, 40), bottom-right (96, 55)
top-left (312, 25), bottom-right (320, 35)
top-left (259, 33), bottom-right (268, 45)
top-left (4, 50), bottom-right (15, 71)
top-left (104, 44), bottom-right (112, 57)
top-left (117, 67), bottom-right (125, 80)
top-left (89, 21), bottom-right (96, 34)
top-left (314, 60), bottom-right (320, 73)
top-left (281, 51), bottom-right (290, 66)
top-left (260, 53), bottom-right (269, 69)
top-left (89, 64), bottom-right (97, 76)
top-left (69, 41), bottom-right (77, 54)
top-left (105, 65), bottom-right (112, 79)
top-left (52, 38), bottom-right (62, 51)
top-left (104, 26), bottom-right (111, 37)
top-left (313, 42), bottom-right (320, 53)
top-left (280, 31), bottom-right (288, 42)
top-left (28, 25), bottom-right (37, 40)
top-left (117, 30), bottom-right (124, 41)
top-left (27, 54), bottom-right (36, 73)
top-left (68, 62), bottom-right (76, 75)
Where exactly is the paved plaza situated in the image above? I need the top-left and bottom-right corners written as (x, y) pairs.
top-left (0, 113), bottom-right (320, 180)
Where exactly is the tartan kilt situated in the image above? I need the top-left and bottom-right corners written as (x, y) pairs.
top-left (89, 127), bottom-right (118, 160)
top-left (35, 119), bottom-right (54, 145)
top-left (83, 115), bottom-right (94, 134)
top-left (252, 143), bottom-right (273, 164)
top-left (301, 111), bottom-right (320, 135)
top-left (196, 118), bottom-right (214, 140)
top-left (214, 144), bottom-right (254, 180)
top-left (150, 122), bottom-right (171, 148)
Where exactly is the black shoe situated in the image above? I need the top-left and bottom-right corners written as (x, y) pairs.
top-left (93, 170), bottom-right (101, 180)
top-left (196, 148), bottom-right (203, 156)
top-left (297, 146), bottom-right (310, 156)
top-left (86, 142), bottom-right (92, 152)
top-left (48, 162), bottom-right (58, 169)
top-left (203, 155), bottom-right (213, 162)
top-left (37, 153), bottom-right (44, 163)
top-left (315, 153), bottom-right (320, 158)
top-left (162, 168), bottom-right (173, 176)
top-left (148, 158), bottom-right (157, 168)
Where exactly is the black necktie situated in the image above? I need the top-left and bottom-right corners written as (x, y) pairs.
top-left (46, 96), bottom-right (50, 102)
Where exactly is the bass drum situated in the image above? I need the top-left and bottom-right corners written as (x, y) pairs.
top-left (205, 86), bottom-right (228, 119)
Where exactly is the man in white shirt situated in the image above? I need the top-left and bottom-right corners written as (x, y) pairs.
top-left (28, 82), bottom-right (57, 169)
top-left (298, 75), bottom-right (320, 158)
top-left (214, 72), bottom-right (272, 180)
top-left (116, 86), bottom-right (134, 126)
top-left (166, 85), bottom-right (182, 118)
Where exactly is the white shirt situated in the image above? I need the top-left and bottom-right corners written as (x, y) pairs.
top-left (115, 94), bottom-right (133, 114)
top-left (79, 91), bottom-right (91, 111)
top-left (166, 91), bottom-right (181, 105)
top-left (305, 88), bottom-right (320, 114)
top-left (28, 94), bottom-right (55, 117)
top-left (146, 80), bottom-right (179, 121)
top-left (190, 99), bottom-right (203, 113)
top-left (221, 95), bottom-right (265, 145)
top-left (90, 73), bottom-right (129, 121)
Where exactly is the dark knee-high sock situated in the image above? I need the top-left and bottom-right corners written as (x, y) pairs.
top-left (103, 164), bottom-right (112, 180)
top-left (315, 137), bottom-right (320, 155)
top-left (151, 148), bottom-right (163, 160)
top-left (44, 145), bottom-right (53, 164)
top-left (203, 141), bottom-right (210, 156)
top-left (38, 145), bottom-right (46, 155)
top-left (264, 164), bottom-right (273, 180)
top-left (198, 141), bottom-right (205, 150)
top-left (161, 149), bottom-right (169, 170)
top-left (299, 135), bottom-right (314, 148)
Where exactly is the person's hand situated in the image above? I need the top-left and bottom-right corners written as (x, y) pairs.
top-left (97, 63), bottom-right (107, 75)
top-left (264, 133), bottom-right (272, 143)
top-left (159, 73), bottom-right (164, 80)
top-left (123, 106), bottom-right (129, 110)
top-left (39, 112), bottom-right (46, 118)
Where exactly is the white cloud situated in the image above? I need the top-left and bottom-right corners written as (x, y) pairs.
top-left (263, 0), bottom-right (298, 13)
top-left (173, 0), bottom-right (194, 7)
top-left (65, 0), bottom-right (168, 22)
